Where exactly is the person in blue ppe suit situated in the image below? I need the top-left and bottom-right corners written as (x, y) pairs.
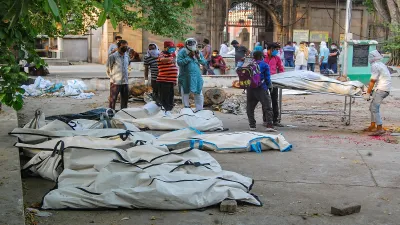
top-left (177, 38), bottom-right (207, 111)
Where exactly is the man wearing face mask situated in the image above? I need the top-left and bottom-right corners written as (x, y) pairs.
top-left (156, 41), bottom-right (178, 116)
top-left (144, 43), bottom-right (160, 102)
top-left (328, 43), bottom-right (340, 73)
top-left (363, 50), bottom-right (391, 136)
top-left (319, 41), bottom-right (329, 72)
top-left (106, 40), bottom-right (130, 110)
top-left (264, 42), bottom-right (285, 127)
top-left (177, 38), bottom-right (207, 111)
top-left (307, 43), bottom-right (318, 72)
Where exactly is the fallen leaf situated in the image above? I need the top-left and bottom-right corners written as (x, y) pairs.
top-left (121, 217), bottom-right (129, 221)
top-left (150, 216), bottom-right (156, 220)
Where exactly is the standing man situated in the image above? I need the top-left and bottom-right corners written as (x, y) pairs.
top-left (231, 40), bottom-right (249, 67)
top-left (144, 43), bottom-right (160, 103)
top-left (108, 36), bottom-right (122, 55)
top-left (201, 38), bottom-right (214, 75)
top-left (106, 40), bottom-right (130, 110)
top-left (219, 41), bottom-right (229, 56)
top-left (319, 41), bottom-right (329, 72)
top-left (264, 42), bottom-right (285, 127)
top-left (328, 43), bottom-right (340, 73)
top-left (157, 41), bottom-right (178, 116)
top-left (283, 42), bottom-right (295, 67)
top-left (363, 50), bottom-right (391, 136)
top-left (294, 41), bottom-right (308, 70)
top-left (307, 43), bottom-right (318, 72)
top-left (247, 51), bottom-right (274, 131)
top-left (178, 38), bottom-right (207, 111)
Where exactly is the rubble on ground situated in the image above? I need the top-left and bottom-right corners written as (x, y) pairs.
top-left (21, 76), bottom-right (95, 99)
top-left (221, 94), bottom-right (247, 115)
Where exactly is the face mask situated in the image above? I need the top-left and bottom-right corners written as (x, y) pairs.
top-left (331, 46), bottom-right (336, 49)
top-left (186, 39), bottom-right (198, 51)
top-left (149, 49), bottom-right (159, 57)
top-left (187, 46), bottom-right (197, 51)
top-left (167, 47), bottom-right (176, 54)
top-left (120, 46), bottom-right (128, 53)
top-left (271, 50), bottom-right (278, 56)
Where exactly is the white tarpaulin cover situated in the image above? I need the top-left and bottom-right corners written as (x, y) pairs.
top-left (114, 108), bottom-right (224, 131)
top-left (271, 71), bottom-right (365, 96)
top-left (155, 129), bottom-right (292, 153)
top-left (16, 137), bottom-right (261, 209)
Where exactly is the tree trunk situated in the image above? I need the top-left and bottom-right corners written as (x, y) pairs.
top-left (373, 0), bottom-right (391, 22)
top-left (387, 0), bottom-right (400, 24)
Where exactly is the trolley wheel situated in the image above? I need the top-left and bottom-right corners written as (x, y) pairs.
top-left (345, 120), bottom-right (350, 126)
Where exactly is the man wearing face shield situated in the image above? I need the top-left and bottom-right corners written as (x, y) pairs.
top-left (177, 38), bottom-right (207, 111)
top-left (106, 40), bottom-right (130, 110)
top-left (363, 50), bottom-right (391, 136)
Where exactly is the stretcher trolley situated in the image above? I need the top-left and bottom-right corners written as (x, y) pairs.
top-left (276, 87), bottom-right (361, 126)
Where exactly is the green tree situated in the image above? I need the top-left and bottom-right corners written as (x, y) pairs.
top-left (0, 0), bottom-right (200, 110)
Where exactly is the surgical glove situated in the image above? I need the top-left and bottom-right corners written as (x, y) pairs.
top-left (363, 93), bottom-right (371, 101)
top-left (144, 80), bottom-right (149, 86)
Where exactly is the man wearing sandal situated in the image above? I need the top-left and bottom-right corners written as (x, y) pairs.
top-left (363, 50), bottom-right (391, 136)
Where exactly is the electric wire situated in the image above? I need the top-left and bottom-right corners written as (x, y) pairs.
top-left (323, 1), bottom-right (387, 40)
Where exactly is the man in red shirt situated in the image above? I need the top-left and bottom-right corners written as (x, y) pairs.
top-left (157, 41), bottom-right (178, 116)
top-left (264, 42), bottom-right (285, 127)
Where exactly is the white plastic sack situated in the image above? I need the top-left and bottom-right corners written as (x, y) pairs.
top-left (22, 146), bottom-right (63, 181)
top-left (115, 108), bottom-right (224, 131)
top-left (25, 138), bottom-right (262, 209)
top-left (156, 131), bottom-right (292, 153)
top-left (23, 109), bottom-right (45, 129)
top-left (271, 71), bottom-right (365, 96)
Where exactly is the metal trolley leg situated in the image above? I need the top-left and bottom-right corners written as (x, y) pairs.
top-left (347, 97), bottom-right (352, 126)
top-left (279, 87), bottom-right (283, 122)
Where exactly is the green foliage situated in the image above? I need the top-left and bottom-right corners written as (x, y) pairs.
top-left (383, 25), bottom-right (400, 66)
top-left (0, 0), bottom-right (200, 110)
top-left (361, 0), bottom-right (376, 13)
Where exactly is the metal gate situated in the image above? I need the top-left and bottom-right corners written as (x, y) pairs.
top-left (228, 1), bottom-right (273, 29)
top-left (228, 1), bottom-right (274, 42)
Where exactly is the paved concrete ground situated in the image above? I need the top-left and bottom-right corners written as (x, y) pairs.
top-left (0, 106), bottom-right (25, 225)
top-left (48, 64), bottom-right (143, 78)
top-left (16, 76), bottom-right (400, 225)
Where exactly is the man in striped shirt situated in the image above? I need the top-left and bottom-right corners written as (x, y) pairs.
top-left (144, 43), bottom-right (160, 103)
top-left (157, 41), bottom-right (178, 116)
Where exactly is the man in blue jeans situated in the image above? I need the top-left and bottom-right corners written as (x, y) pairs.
top-left (283, 42), bottom-right (295, 67)
top-left (319, 41), bottom-right (329, 72)
top-left (362, 50), bottom-right (391, 136)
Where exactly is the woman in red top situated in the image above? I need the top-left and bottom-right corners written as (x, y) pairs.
top-left (210, 50), bottom-right (226, 75)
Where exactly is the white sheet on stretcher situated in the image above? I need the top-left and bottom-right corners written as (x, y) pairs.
top-left (271, 71), bottom-right (365, 96)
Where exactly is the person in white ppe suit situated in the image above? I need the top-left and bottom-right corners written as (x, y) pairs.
top-left (219, 41), bottom-right (229, 56)
top-left (363, 50), bottom-right (391, 136)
